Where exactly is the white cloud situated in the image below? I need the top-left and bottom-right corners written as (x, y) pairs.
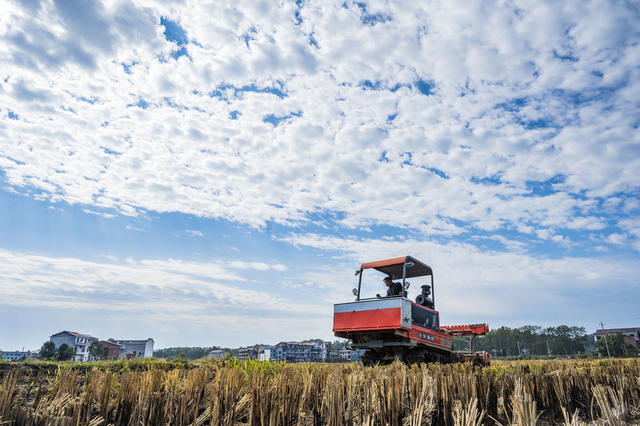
top-left (281, 232), bottom-right (640, 325)
top-left (0, 0), bottom-right (637, 249)
top-left (83, 209), bottom-right (115, 218)
top-left (605, 233), bottom-right (627, 246)
top-left (185, 229), bottom-right (204, 237)
top-left (227, 260), bottom-right (288, 271)
top-left (0, 248), bottom-right (324, 344)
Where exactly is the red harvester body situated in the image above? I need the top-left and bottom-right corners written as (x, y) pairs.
top-left (333, 256), bottom-right (490, 366)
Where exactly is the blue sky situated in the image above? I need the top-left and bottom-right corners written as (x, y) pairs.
top-left (1, 0), bottom-right (639, 350)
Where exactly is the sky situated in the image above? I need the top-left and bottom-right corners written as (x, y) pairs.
top-left (0, 0), bottom-right (639, 351)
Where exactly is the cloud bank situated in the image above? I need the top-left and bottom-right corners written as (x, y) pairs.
top-left (0, 0), bottom-right (637, 252)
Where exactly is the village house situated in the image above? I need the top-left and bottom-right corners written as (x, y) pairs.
top-left (107, 338), bottom-right (154, 358)
top-left (276, 341), bottom-right (328, 363)
top-left (99, 340), bottom-right (123, 360)
top-left (50, 331), bottom-right (98, 362)
top-left (236, 346), bottom-right (260, 360)
top-left (207, 349), bottom-right (224, 359)
top-left (594, 327), bottom-right (640, 349)
top-left (258, 345), bottom-right (285, 361)
top-left (0, 350), bottom-right (34, 361)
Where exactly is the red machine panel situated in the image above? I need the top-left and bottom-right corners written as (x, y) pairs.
top-left (333, 299), bottom-right (408, 332)
top-left (334, 308), bottom-right (401, 331)
top-left (408, 325), bottom-right (452, 350)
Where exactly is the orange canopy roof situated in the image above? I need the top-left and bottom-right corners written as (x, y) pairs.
top-left (361, 256), bottom-right (408, 270)
top-left (360, 256), bottom-right (432, 279)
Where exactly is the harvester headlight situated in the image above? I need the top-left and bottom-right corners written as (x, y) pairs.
top-left (352, 288), bottom-right (358, 296)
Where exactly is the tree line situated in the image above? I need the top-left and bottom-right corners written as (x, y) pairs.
top-left (32, 327), bottom-right (637, 361)
top-left (466, 325), bottom-right (637, 358)
top-left (153, 346), bottom-right (226, 360)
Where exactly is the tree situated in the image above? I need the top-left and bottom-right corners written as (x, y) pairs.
top-left (154, 347), bottom-right (224, 360)
top-left (88, 341), bottom-right (105, 360)
top-left (171, 352), bottom-right (188, 363)
top-left (57, 343), bottom-right (76, 361)
top-left (473, 324), bottom-right (589, 357)
top-left (39, 341), bottom-right (56, 359)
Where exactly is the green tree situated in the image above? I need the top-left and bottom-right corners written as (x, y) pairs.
top-left (57, 343), bottom-right (76, 361)
top-left (154, 346), bottom-right (223, 360)
top-left (473, 324), bottom-right (589, 357)
top-left (88, 341), bottom-right (105, 360)
top-left (39, 341), bottom-right (56, 359)
top-left (172, 352), bottom-right (188, 363)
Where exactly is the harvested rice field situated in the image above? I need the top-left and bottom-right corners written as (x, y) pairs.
top-left (1, 358), bottom-right (639, 425)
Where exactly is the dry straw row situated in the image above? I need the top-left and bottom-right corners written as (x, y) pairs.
top-left (0, 358), bottom-right (638, 425)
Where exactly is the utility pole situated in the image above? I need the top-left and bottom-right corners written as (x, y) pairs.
top-left (600, 321), bottom-right (611, 359)
top-left (546, 338), bottom-right (551, 356)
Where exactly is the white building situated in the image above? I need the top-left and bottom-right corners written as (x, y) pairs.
top-left (108, 338), bottom-right (154, 358)
top-left (259, 346), bottom-right (283, 361)
top-left (50, 331), bottom-right (98, 362)
top-left (329, 348), bottom-right (353, 361)
top-left (276, 341), bottom-right (327, 363)
top-left (0, 350), bottom-right (33, 361)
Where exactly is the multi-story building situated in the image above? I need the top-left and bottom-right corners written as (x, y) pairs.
top-left (271, 345), bottom-right (285, 361)
top-left (594, 327), bottom-right (640, 349)
top-left (350, 349), bottom-right (366, 362)
top-left (328, 347), bottom-right (366, 362)
top-left (0, 350), bottom-right (33, 361)
top-left (232, 341), bottom-right (363, 363)
top-left (207, 349), bottom-right (225, 359)
top-left (50, 331), bottom-right (98, 362)
top-left (107, 338), bottom-right (154, 358)
top-left (277, 341), bottom-right (327, 363)
top-left (258, 345), bottom-right (283, 361)
top-left (329, 348), bottom-right (352, 361)
top-left (236, 346), bottom-right (260, 360)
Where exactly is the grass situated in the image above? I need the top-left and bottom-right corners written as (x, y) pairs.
top-left (0, 358), bottom-right (638, 425)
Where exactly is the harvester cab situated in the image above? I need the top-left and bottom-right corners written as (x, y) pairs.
top-left (353, 256), bottom-right (434, 309)
top-left (334, 256), bottom-right (490, 366)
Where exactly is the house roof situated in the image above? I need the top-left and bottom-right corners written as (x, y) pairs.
top-left (50, 330), bottom-right (97, 339)
top-left (99, 340), bottom-right (123, 348)
top-left (108, 338), bottom-right (153, 344)
top-left (594, 327), bottom-right (639, 336)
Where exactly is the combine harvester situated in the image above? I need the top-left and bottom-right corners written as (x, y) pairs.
top-left (333, 256), bottom-right (490, 366)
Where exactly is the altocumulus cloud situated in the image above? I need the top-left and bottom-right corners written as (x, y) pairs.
top-left (0, 0), bottom-right (637, 244)
top-left (0, 0), bottom-right (639, 345)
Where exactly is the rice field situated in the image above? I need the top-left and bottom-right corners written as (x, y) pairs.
top-left (1, 358), bottom-right (639, 425)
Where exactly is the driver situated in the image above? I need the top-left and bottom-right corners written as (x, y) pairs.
top-left (381, 276), bottom-right (403, 297)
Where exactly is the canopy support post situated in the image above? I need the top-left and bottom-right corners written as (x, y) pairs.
top-left (402, 261), bottom-right (407, 288)
top-left (431, 274), bottom-right (435, 309)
